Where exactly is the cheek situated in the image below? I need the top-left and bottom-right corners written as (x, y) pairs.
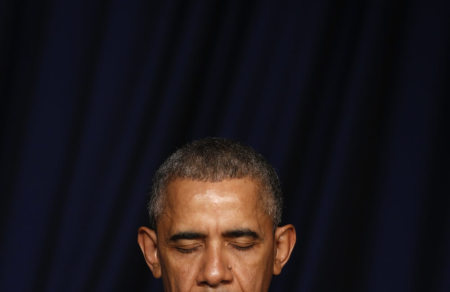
top-left (159, 250), bottom-right (201, 290)
top-left (230, 246), bottom-right (274, 289)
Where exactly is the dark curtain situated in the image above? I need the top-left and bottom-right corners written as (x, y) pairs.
top-left (1, 0), bottom-right (449, 291)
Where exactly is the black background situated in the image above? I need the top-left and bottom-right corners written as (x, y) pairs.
top-left (1, 0), bottom-right (449, 291)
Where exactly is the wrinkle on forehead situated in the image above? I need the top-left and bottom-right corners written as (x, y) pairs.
top-left (158, 178), bottom-right (271, 227)
top-left (192, 188), bottom-right (242, 205)
top-left (159, 179), bottom-right (271, 231)
top-left (169, 177), bottom-right (260, 200)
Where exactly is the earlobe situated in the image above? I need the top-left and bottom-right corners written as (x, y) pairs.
top-left (137, 226), bottom-right (162, 278)
top-left (273, 224), bottom-right (296, 275)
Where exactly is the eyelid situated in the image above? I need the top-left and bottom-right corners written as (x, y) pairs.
top-left (175, 246), bottom-right (199, 254)
top-left (174, 243), bottom-right (202, 254)
top-left (229, 241), bottom-right (256, 251)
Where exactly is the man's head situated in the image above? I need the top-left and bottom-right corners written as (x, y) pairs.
top-left (138, 138), bottom-right (296, 291)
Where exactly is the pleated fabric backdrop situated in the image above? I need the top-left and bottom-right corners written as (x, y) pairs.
top-left (1, 0), bottom-right (449, 291)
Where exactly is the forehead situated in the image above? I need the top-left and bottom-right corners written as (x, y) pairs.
top-left (158, 178), bottom-right (271, 233)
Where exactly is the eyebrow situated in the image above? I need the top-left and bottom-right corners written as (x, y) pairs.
top-left (168, 229), bottom-right (261, 241)
top-left (222, 228), bottom-right (260, 239)
top-left (169, 232), bottom-right (207, 241)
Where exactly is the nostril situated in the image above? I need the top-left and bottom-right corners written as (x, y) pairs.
top-left (198, 278), bottom-right (232, 287)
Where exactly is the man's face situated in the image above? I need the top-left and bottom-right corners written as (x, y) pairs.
top-left (156, 178), bottom-right (275, 291)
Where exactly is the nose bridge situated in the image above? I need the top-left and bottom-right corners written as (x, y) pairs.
top-left (200, 240), bottom-right (231, 285)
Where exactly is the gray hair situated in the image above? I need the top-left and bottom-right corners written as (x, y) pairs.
top-left (148, 137), bottom-right (283, 229)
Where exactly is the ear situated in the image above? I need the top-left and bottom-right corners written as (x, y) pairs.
top-left (137, 226), bottom-right (162, 278)
top-left (273, 224), bottom-right (296, 275)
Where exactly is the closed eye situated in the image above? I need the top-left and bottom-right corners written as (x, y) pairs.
top-left (231, 243), bottom-right (255, 251)
top-left (175, 246), bottom-right (200, 254)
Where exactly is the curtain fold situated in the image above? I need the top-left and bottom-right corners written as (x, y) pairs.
top-left (1, 1), bottom-right (449, 291)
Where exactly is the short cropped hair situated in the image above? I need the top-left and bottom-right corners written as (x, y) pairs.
top-left (148, 137), bottom-right (283, 229)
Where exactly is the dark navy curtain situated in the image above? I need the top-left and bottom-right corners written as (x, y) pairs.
top-left (1, 0), bottom-right (449, 291)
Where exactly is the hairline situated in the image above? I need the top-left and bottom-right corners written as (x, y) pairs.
top-left (147, 137), bottom-right (283, 230)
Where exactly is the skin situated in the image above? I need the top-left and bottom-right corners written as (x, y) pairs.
top-left (138, 178), bottom-right (296, 292)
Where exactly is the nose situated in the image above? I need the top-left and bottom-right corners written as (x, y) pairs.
top-left (197, 244), bottom-right (233, 287)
